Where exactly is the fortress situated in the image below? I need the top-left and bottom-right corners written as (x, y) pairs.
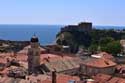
top-left (61, 22), bottom-right (92, 32)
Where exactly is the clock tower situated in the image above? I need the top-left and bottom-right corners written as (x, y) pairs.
top-left (28, 35), bottom-right (40, 74)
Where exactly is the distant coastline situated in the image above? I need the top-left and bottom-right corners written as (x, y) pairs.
top-left (0, 25), bottom-right (124, 45)
top-left (94, 25), bottom-right (125, 30)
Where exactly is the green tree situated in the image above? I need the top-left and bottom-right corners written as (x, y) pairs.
top-left (99, 37), bottom-right (114, 46)
top-left (89, 44), bottom-right (98, 53)
top-left (101, 41), bottom-right (122, 56)
top-left (56, 32), bottom-right (74, 45)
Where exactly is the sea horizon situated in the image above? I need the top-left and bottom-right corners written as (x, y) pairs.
top-left (0, 24), bottom-right (124, 45)
top-left (0, 24), bottom-right (125, 27)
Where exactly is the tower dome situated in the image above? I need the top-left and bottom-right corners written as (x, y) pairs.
top-left (30, 35), bottom-right (39, 42)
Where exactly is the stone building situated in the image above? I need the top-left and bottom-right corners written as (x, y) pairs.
top-left (93, 73), bottom-right (125, 83)
top-left (27, 35), bottom-right (41, 74)
top-left (120, 39), bottom-right (125, 53)
top-left (40, 56), bottom-right (80, 75)
top-left (78, 22), bottom-right (92, 31)
top-left (61, 22), bottom-right (92, 32)
top-left (80, 57), bottom-right (116, 76)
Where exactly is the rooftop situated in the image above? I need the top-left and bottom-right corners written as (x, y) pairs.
top-left (0, 74), bottom-right (80, 83)
top-left (42, 74), bottom-right (80, 83)
top-left (17, 45), bottom-right (46, 54)
top-left (81, 58), bottom-right (116, 68)
top-left (40, 55), bottom-right (81, 73)
top-left (91, 52), bottom-right (115, 60)
top-left (93, 73), bottom-right (125, 83)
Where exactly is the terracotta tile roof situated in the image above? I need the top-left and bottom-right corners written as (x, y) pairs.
top-left (40, 53), bottom-right (79, 64)
top-left (116, 64), bottom-right (125, 69)
top-left (0, 76), bottom-right (14, 83)
top-left (97, 52), bottom-right (114, 60)
top-left (41, 79), bottom-right (51, 83)
top-left (0, 73), bottom-right (80, 83)
top-left (93, 74), bottom-right (125, 83)
top-left (0, 77), bottom-right (7, 83)
top-left (81, 58), bottom-right (116, 68)
top-left (0, 57), bottom-right (7, 64)
top-left (0, 53), bottom-right (12, 56)
top-left (17, 45), bottom-right (46, 54)
top-left (16, 54), bottom-right (28, 62)
top-left (0, 50), bottom-right (80, 67)
top-left (0, 53), bottom-right (13, 64)
top-left (42, 57), bottom-right (80, 72)
top-left (41, 74), bottom-right (80, 83)
top-left (56, 74), bottom-right (80, 83)
top-left (2, 74), bottom-right (50, 83)
top-left (93, 73), bottom-right (111, 83)
top-left (0, 68), bottom-right (9, 75)
top-left (25, 75), bottom-right (48, 83)
top-left (107, 77), bottom-right (125, 83)
top-left (17, 51), bottom-right (76, 64)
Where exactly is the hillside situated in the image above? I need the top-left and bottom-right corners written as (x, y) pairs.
top-left (56, 23), bottom-right (125, 54)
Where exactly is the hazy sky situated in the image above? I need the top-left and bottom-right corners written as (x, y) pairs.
top-left (0, 0), bottom-right (125, 25)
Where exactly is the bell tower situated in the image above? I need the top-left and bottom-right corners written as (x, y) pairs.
top-left (28, 35), bottom-right (40, 74)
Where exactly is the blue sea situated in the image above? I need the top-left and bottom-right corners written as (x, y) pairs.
top-left (0, 25), bottom-right (124, 45)
top-left (0, 25), bottom-right (62, 45)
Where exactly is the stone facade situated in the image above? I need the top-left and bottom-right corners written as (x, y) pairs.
top-left (80, 65), bottom-right (116, 76)
top-left (80, 57), bottom-right (116, 76)
top-left (120, 40), bottom-right (125, 53)
top-left (28, 36), bottom-right (41, 74)
top-left (61, 22), bottom-right (92, 32)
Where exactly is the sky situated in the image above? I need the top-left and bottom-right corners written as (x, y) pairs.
top-left (0, 0), bottom-right (125, 26)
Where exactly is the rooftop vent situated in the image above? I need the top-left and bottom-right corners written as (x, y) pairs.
top-left (62, 45), bottom-right (70, 49)
top-left (91, 54), bottom-right (102, 59)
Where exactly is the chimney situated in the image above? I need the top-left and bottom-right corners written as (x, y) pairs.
top-left (62, 45), bottom-right (70, 53)
top-left (52, 70), bottom-right (56, 83)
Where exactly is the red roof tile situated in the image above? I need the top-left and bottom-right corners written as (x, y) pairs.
top-left (93, 74), bottom-right (125, 83)
top-left (97, 52), bottom-right (114, 60)
top-left (93, 73), bottom-right (111, 83)
top-left (41, 74), bottom-right (80, 83)
top-left (81, 58), bottom-right (116, 68)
